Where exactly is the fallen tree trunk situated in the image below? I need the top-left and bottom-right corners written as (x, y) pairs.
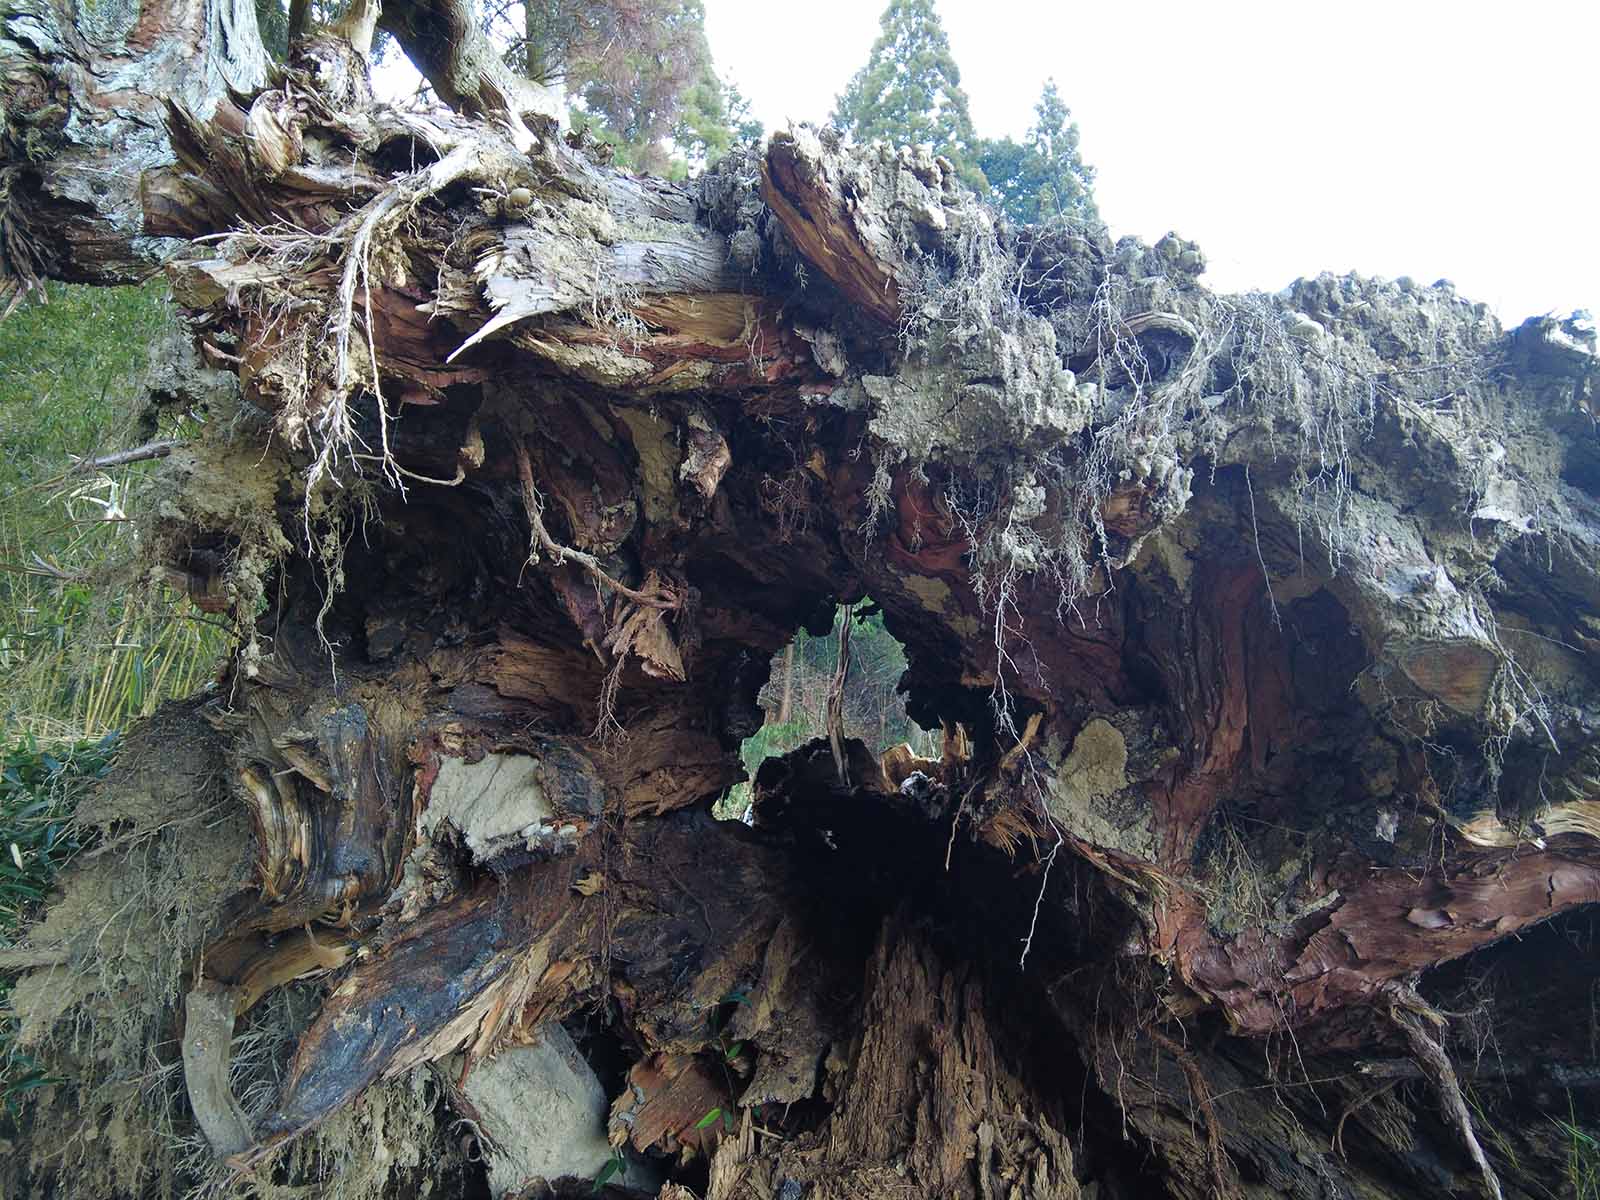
top-left (0, 0), bottom-right (268, 290)
top-left (3, 12), bottom-right (1599, 1200)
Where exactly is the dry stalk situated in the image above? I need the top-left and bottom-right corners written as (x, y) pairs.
top-left (825, 601), bottom-right (855, 786)
top-left (1389, 991), bottom-right (1505, 1200)
top-left (513, 441), bottom-right (679, 610)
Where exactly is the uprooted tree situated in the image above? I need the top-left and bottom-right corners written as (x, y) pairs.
top-left (2, 1), bottom-right (1599, 1197)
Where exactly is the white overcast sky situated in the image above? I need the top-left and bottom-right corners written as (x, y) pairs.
top-left (374, 1), bottom-right (1597, 323)
top-left (701, 0), bottom-right (1596, 323)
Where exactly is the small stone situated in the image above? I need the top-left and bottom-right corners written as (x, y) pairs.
top-left (460, 1024), bottom-right (618, 1195)
top-left (1285, 312), bottom-right (1325, 341)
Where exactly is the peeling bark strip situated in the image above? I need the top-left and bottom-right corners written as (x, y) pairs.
top-left (3, 6), bottom-right (1600, 1199)
top-left (760, 127), bottom-right (911, 325)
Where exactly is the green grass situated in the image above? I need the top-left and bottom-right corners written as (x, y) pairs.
top-left (1556, 1107), bottom-right (1600, 1200)
top-left (0, 732), bottom-right (117, 1116)
top-left (0, 281), bottom-right (229, 1127)
top-left (0, 280), bottom-right (174, 483)
top-left (0, 733), bottom-right (111, 925)
top-left (0, 279), bottom-right (231, 1134)
top-left (0, 281), bottom-right (228, 739)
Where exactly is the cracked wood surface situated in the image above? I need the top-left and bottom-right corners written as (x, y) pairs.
top-left (3, 9), bottom-right (1599, 1199)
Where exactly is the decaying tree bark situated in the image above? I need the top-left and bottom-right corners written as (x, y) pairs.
top-left (3, 3), bottom-right (1599, 1198)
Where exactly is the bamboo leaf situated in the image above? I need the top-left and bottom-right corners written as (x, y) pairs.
top-left (591, 1151), bottom-right (624, 1192)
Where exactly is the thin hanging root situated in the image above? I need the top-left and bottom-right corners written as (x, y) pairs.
top-left (513, 439), bottom-right (683, 740)
top-left (307, 140), bottom-right (509, 502)
top-left (1147, 1029), bottom-right (1240, 1200)
top-left (331, 141), bottom-right (485, 397)
top-left (1331, 1078), bottom-right (1399, 1158)
top-left (512, 441), bottom-right (680, 610)
top-left (1390, 994), bottom-right (1505, 1200)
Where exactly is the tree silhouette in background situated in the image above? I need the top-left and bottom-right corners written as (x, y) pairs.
top-left (836, 3), bottom-right (1099, 224)
top-left (833, 0), bottom-right (986, 187)
top-left (521, 0), bottom-right (757, 173)
top-left (980, 78), bottom-right (1099, 225)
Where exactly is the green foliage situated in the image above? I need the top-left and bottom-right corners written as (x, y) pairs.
top-left (978, 79), bottom-right (1099, 226)
top-left (734, 716), bottom-right (811, 780)
top-left (669, 71), bottom-right (763, 177)
top-left (0, 281), bottom-right (173, 481)
top-left (591, 1148), bottom-right (626, 1192)
top-left (517, 0), bottom-right (758, 177)
top-left (0, 733), bottom-right (111, 933)
top-left (747, 608), bottom-right (922, 762)
top-left (833, 0), bottom-right (985, 188)
top-left (0, 282), bottom-right (226, 739)
top-left (1557, 1104), bottom-right (1600, 1200)
top-left (254, 0), bottom-right (291, 60)
top-left (715, 603), bottom-right (937, 819)
top-left (0, 732), bottom-right (116, 1115)
top-left (535, 0), bottom-right (716, 174)
top-left (835, 7), bottom-right (1099, 223)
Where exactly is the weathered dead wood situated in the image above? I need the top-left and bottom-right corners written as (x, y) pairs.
top-left (232, 808), bottom-right (797, 1162)
top-left (377, 0), bottom-right (563, 141)
top-left (718, 914), bottom-right (1080, 1200)
top-left (218, 698), bottom-right (414, 940)
top-left (181, 981), bottom-right (252, 1158)
top-left (0, 0), bottom-right (269, 286)
top-left (610, 1053), bottom-right (732, 1160)
top-left (760, 129), bottom-right (911, 326)
top-left (5, 16), bottom-right (1600, 1200)
top-left (69, 438), bottom-right (181, 470)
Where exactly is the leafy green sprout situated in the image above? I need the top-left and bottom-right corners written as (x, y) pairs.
top-left (692, 1105), bottom-right (736, 1137)
top-left (591, 1147), bottom-right (626, 1192)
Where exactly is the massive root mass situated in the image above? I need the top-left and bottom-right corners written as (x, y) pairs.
top-left (3, 7), bottom-right (1599, 1199)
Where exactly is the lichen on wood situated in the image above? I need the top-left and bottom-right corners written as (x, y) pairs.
top-left (2, 7), bottom-right (1599, 1198)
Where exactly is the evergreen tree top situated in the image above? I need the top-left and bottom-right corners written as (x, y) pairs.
top-left (832, 0), bottom-right (980, 176)
top-left (979, 76), bottom-right (1099, 226)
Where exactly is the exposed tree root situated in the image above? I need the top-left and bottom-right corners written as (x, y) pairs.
top-left (1146, 1028), bottom-right (1241, 1200)
top-left (3, 11), bottom-right (1598, 1198)
top-left (1390, 992), bottom-right (1505, 1200)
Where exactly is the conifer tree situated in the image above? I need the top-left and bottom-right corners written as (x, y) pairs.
top-left (979, 78), bottom-right (1099, 225)
top-left (672, 72), bottom-right (764, 177)
top-left (832, 0), bottom-right (984, 186)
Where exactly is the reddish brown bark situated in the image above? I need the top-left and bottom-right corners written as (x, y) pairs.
top-left (3, 13), bottom-right (1598, 1200)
